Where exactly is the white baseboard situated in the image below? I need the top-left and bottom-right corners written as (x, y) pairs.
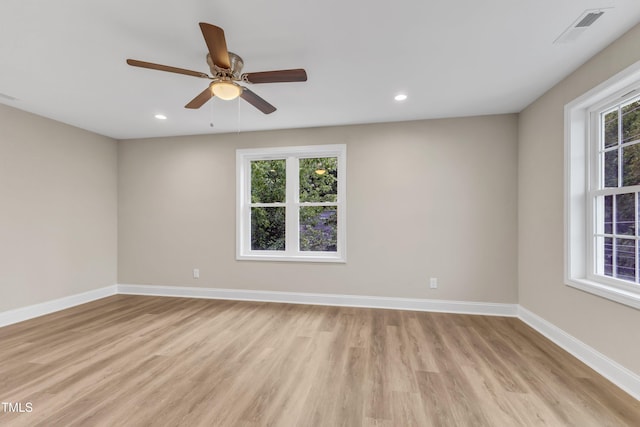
top-left (116, 284), bottom-right (518, 316)
top-left (518, 306), bottom-right (640, 401)
top-left (0, 285), bottom-right (117, 328)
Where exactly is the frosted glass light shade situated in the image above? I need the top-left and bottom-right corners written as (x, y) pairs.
top-left (212, 81), bottom-right (242, 100)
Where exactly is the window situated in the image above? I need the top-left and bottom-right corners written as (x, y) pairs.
top-left (593, 96), bottom-right (640, 284)
top-left (236, 144), bottom-right (346, 262)
top-left (565, 60), bottom-right (640, 309)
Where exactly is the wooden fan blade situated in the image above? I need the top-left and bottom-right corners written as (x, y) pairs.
top-left (242, 69), bottom-right (307, 84)
top-left (185, 85), bottom-right (214, 109)
top-left (126, 59), bottom-right (210, 79)
top-left (240, 87), bottom-right (276, 114)
top-left (199, 23), bottom-right (231, 69)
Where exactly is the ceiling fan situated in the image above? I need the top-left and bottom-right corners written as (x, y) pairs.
top-left (126, 22), bottom-right (307, 114)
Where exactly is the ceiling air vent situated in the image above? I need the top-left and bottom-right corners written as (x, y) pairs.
top-left (554, 9), bottom-right (607, 44)
top-left (575, 11), bottom-right (604, 27)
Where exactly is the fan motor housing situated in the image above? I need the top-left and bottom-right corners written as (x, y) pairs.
top-left (207, 52), bottom-right (244, 80)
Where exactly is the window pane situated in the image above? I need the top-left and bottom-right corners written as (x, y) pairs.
top-left (604, 150), bottom-right (618, 187)
top-left (622, 143), bottom-right (640, 187)
top-left (616, 193), bottom-right (635, 235)
top-left (622, 99), bottom-right (640, 144)
top-left (251, 207), bottom-right (285, 250)
top-left (299, 157), bottom-right (338, 203)
top-left (615, 238), bottom-right (636, 281)
top-left (638, 193), bottom-right (640, 237)
top-left (251, 159), bottom-right (286, 203)
top-left (604, 237), bottom-right (613, 276)
top-left (300, 206), bottom-right (337, 252)
top-left (604, 195), bottom-right (613, 234)
top-left (604, 109), bottom-right (619, 148)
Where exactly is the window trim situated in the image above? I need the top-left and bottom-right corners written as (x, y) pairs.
top-left (236, 144), bottom-right (347, 263)
top-left (565, 59), bottom-right (640, 309)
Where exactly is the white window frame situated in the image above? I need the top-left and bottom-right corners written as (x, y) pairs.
top-left (565, 60), bottom-right (640, 309)
top-left (236, 144), bottom-right (346, 263)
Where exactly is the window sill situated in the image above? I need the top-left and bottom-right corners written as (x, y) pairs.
top-left (236, 254), bottom-right (346, 263)
top-left (566, 277), bottom-right (640, 310)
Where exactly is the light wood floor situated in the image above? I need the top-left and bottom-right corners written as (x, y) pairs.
top-left (0, 295), bottom-right (639, 426)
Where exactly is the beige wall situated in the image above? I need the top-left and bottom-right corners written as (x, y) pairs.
top-left (519, 24), bottom-right (640, 374)
top-left (118, 115), bottom-right (518, 302)
top-left (0, 104), bottom-right (118, 312)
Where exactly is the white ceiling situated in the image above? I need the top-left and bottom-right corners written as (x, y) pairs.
top-left (1, 0), bottom-right (639, 140)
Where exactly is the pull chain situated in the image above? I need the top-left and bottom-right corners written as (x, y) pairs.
top-left (237, 96), bottom-right (241, 134)
top-left (209, 100), bottom-right (214, 128)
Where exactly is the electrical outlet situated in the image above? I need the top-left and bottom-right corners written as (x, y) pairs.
top-left (193, 268), bottom-right (200, 279)
top-left (429, 277), bottom-right (438, 289)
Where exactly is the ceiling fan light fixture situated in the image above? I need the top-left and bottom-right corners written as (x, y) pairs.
top-left (126, 23), bottom-right (305, 113)
top-left (211, 81), bottom-right (242, 100)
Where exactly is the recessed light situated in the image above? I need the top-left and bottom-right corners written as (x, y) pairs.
top-left (155, 114), bottom-right (167, 120)
top-left (394, 94), bottom-right (407, 101)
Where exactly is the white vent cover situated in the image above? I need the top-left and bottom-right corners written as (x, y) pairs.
top-left (554, 9), bottom-right (607, 44)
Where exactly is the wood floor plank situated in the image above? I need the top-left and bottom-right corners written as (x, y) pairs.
top-left (364, 307), bottom-right (391, 422)
top-left (389, 391), bottom-right (429, 426)
top-left (0, 295), bottom-right (639, 426)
